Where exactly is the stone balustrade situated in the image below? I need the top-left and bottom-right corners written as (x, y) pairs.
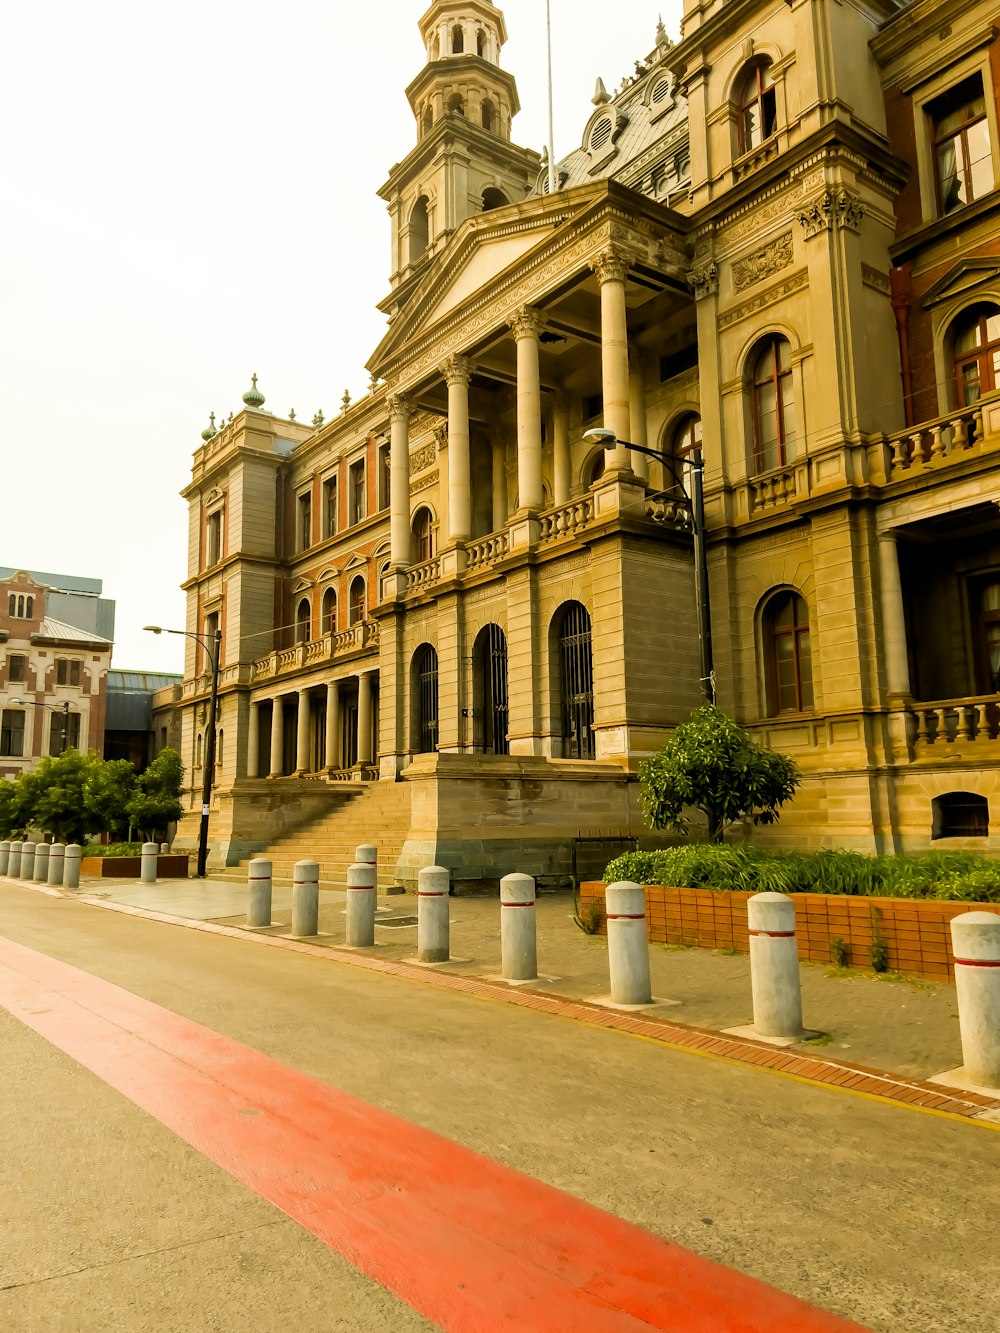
top-left (252, 620), bottom-right (380, 681)
top-left (466, 531), bottom-right (510, 571)
top-left (644, 490), bottom-right (692, 530)
top-left (909, 695), bottom-right (1000, 747)
top-left (538, 496), bottom-right (595, 544)
top-left (406, 556), bottom-right (443, 592)
top-left (887, 402), bottom-right (990, 475)
top-left (749, 464), bottom-right (799, 512)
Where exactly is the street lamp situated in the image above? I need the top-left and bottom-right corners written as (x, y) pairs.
top-left (584, 427), bottom-right (715, 704)
top-left (144, 623), bottom-right (221, 878)
top-left (9, 698), bottom-right (73, 752)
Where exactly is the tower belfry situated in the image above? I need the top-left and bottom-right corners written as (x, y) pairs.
top-left (378, 1), bottom-right (540, 314)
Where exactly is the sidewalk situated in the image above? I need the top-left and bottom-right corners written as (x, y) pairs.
top-left (8, 871), bottom-right (1000, 1123)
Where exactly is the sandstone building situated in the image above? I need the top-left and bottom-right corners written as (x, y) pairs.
top-left (175, 0), bottom-right (1000, 883)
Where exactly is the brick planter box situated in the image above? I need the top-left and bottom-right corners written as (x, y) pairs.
top-left (80, 855), bottom-right (190, 879)
top-left (580, 882), bottom-right (1000, 982)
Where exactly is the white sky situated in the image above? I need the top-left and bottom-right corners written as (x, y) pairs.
top-left (3, 1), bottom-right (681, 674)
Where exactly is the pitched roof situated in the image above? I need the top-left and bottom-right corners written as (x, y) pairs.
top-left (32, 616), bottom-right (112, 647)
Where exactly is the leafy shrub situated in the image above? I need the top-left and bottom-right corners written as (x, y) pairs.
top-left (603, 845), bottom-right (1000, 903)
top-left (80, 843), bottom-right (144, 858)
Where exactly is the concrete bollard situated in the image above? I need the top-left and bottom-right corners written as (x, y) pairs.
top-left (951, 912), bottom-right (1000, 1090)
top-left (605, 881), bottom-right (653, 1005)
top-left (0, 841), bottom-right (9, 876)
top-left (47, 843), bottom-right (65, 886)
top-left (34, 843), bottom-right (50, 883)
top-left (291, 860), bottom-right (319, 937)
top-left (500, 873), bottom-right (537, 981)
top-left (20, 842), bottom-right (36, 880)
top-left (8, 841), bottom-right (23, 877)
top-left (160, 842), bottom-right (170, 854)
top-left (247, 859), bottom-right (273, 928)
top-left (64, 844), bottom-right (81, 890)
top-left (346, 861), bottom-right (377, 947)
top-left (748, 892), bottom-right (804, 1040)
top-left (140, 842), bottom-right (158, 884)
top-left (418, 866), bottom-right (450, 963)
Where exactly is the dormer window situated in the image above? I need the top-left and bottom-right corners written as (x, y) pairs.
top-left (590, 116), bottom-right (613, 153)
top-left (7, 594), bottom-right (34, 619)
top-left (737, 61), bottom-right (777, 154)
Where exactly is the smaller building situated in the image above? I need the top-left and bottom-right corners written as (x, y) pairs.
top-left (0, 569), bottom-right (114, 778)
top-left (104, 670), bottom-right (183, 769)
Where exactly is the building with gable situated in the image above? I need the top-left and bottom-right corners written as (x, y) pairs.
top-left (175, 0), bottom-right (1000, 883)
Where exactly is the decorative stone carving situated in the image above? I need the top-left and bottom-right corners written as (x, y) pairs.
top-left (411, 469), bottom-right (440, 494)
top-left (433, 422), bottom-right (448, 452)
top-left (718, 270), bottom-right (808, 329)
top-left (732, 233), bottom-right (794, 293)
top-left (442, 354), bottom-right (473, 385)
top-left (797, 189), bottom-right (865, 238)
top-left (687, 262), bottom-right (719, 299)
top-left (861, 263), bottom-right (891, 295)
top-left (591, 250), bottom-right (629, 285)
top-left (509, 306), bottom-right (545, 340)
top-left (409, 441), bottom-right (437, 472)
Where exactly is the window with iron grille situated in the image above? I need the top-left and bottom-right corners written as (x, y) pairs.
top-left (473, 624), bottom-right (509, 754)
top-left (415, 645), bottom-right (439, 754)
top-left (557, 602), bottom-right (595, 760)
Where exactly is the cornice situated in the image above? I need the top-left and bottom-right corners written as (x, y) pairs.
top-left (378, 117), bottom-right (540, 200)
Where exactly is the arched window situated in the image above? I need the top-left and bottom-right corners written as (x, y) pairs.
top-left (7, 594), bottom-right (14, 615)
top-left (296, 597), bottom-right (311, 644)
top-left (16, 596), bottom-right (24, 617)
top-left (412, 507), bottom-right (434, 563)
top-left (482, 186), bottom-right (509, 211)
top-left (452, 24), bottom-right (464, 54)
top-left (349, 576), bottom-right (366, 625)
top-left (674, 413), bottom-right (703, 456)
top-left (476, 28), bottom-right (486, 58)
top-left (481, 100), bottom-right (495, 133)
top-left (323, 587), bottom-right (337, 636)
top-left (448, 93), bottom-right (465, 117)
top-left (25, 596), bottom-right (33, 618)
top-left (414, 645), bottom-right (439, 754)
top-left (422, 106), bottom-right (433, 136)
top-left (586, 452), bottom-right (606, 487)
top-left (408, 195), bottom-right (429, 264)
top-left (736, 61), bottom-right (777, 154)
top-left (932, 792), bottom-right (989, 839)
top-left (751, 335), bottom-right (797, 473)
top-left (556, 602), bottom-right (595, 760)
top-left (951, 303), bottom-right (1000, 406)
top-left (473, 624), bottom-right (509, 754)
top-left (763, 591), bottom-right (813, 714)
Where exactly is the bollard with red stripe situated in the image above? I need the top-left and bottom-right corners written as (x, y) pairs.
top-left (950, 911), bottom-right (1000, 1089)
top-left (247, 859), bottom-right (273, 928)
top-left (500, 873), bottom-right (537, 981)
top-left (418, 865), bottom-right (450, 963)
top-left (291, 860), bottom-right (320, 938)
top-left (346, 860), bottom-right (377, 947)
top-left (606, 880), bottom-right (653, 1005)
top-left (748, 892), bottom-right (805, 1040)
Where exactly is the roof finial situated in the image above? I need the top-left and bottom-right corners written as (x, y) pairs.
top-left (200, 412), bottom-right (217, 442)
top-left (312, 409), bottom-right (325, 427)
top-left (592, 77), bottom-right (611, 106)
top-left (242, 373), bottom-right (266, 409)
top-left (341, 389), bottom-right (352, 413)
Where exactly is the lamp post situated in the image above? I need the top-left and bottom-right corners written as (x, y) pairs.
top-left (144, 624), bottom-right (221, 878)
top-left (584, 427), bottom-right (715, 704)
top-left (9, 698), bottom-right (73, 752)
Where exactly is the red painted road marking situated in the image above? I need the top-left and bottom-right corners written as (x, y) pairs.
top-left (0, 934), bottom-right (864, 1332)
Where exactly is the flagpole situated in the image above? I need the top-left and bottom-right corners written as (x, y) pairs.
top-left (546, 0), bottom-right (557, 193)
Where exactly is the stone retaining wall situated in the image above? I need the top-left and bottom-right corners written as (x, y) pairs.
top-left (579, 882), bottom-right (1000, 982)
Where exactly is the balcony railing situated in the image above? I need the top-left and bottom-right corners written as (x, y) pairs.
top-left (406, 556), bottom-right (442, 592)
top-left (466, 530), bottom-right (510, 571)
top-left (538, 496), bottom-right (595, 544)
top-left (644, 490), bottom-right (693, 530)
top-left (252, 620), bottom-right (379, 681)
top-left (886, 401), bottom-right (991, 476)
top-left (908, 694), bottom-right (1000, 747)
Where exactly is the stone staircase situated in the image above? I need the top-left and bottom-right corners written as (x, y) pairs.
top-left (221, 779), bottom-right (413, 891)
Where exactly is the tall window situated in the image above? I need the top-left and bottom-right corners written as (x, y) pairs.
top-left (8, 655), bottom-right (25, 683)
top-left (414, 645), bottom-right (439, 754)
top-left (929, 75), bottom-right (992, 215)
top-left (349, 459), bottom-right (366, 526)
top-left (8, 594), bottom-right (33, 619)
top-left (378, 444), bottom-right (391, 511)
top-left (206, 509), bottom-right (223, 565)
top-left (323, 587), bottom-right (337, 636)
top-left (204, 611), bottom-right (220, 668)
top-left (952, 303), bottom-right (1000, 406)
top-left (481, 100), bottom-right (495, 133)
top-left (49, 710), bottom-right (80, 754)
top-left (976, 579), bottom-right (1000, 692)
top-left (349, 576), bottom-right (366, 625)
top-left (408, 196), bottom-right (429, 264)
top-left (476, 28), bottom-right (486, 58)
top-left (1, 708), bottom-right (25, 757)
top-left (452, 24), bottom-right (464, 54)
top-left (557, 602), bottom-right (595, 760)
top-left (412, 507), bottom-right (434, 562)
top-left (473, 624), bottom-right (509, 754)
top-left (56, 659), bottom-right (82, 687)
top-left (296, 598), bottom-right (311, 644)
top-left (323, 476), bottom-right (338, 538)
top-left (751, 336), bottom-right (797, 473)
top-left (737, 62), bottom-right (777, 154)
top-left (297, 492), bottom-right (312, 551)
top-left (764, 591), bottom-right (814, 714)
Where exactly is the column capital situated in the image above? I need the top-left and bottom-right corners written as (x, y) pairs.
top-left (877, 529), bottom-right (898, 545)
top-left (591, 249), bottom-right (629, 285)
top-left (386, 393), bottom-right (412, 423)
top-left (509, 306), bottom-right (545, 341)
top-left (442, 354), bottom-right (473, 386)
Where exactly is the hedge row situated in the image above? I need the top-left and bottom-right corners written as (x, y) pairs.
top-left (602, 846), bottom-right (1000, 904)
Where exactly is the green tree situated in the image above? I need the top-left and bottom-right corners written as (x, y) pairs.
top-left (638, 704), bottom-right (801, 843)
top-left (22, 750), bottom-right (98, 844)
top-left (126, 748), bottom-right (184, 840)
top-left (0, 779), bottom-right (19, 839)
top-left (84, 758), bottom-right (137, 838)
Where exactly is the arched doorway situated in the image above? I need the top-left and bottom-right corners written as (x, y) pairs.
top-left (556, 602), bottom-right (595, 759)
top-left (473, 624), bottom-right (509, 754)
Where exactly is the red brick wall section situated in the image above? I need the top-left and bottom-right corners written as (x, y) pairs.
top-left (580, 883), bottom-right (1000, 983)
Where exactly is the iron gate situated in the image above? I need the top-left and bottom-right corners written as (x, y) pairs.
top-left (417, 645), bottom-right (439, 753)
top-left (474, 623), bottom-right (509, 754)
top-left (559, 602), bottom-right (595, 760)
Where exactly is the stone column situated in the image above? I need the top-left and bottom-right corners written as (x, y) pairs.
top-left (878, 532), bottom-right (910, 697)
top-left (296, 688), bottom-right (311, 773)
top-left (357, 671), bottom-right (375, 766)
top-left (444, 356), bottom-right (472, 542)
top-left (388, 394), bottom-right (412, 569)
top-left (325, 680), bottom-right (341, 769)
top-left (511, 307), bottom-right (545, 512)
top-left (269, 696), bottom-right (284, 777)
top-left (247, 701), bottom-right (260, 779)
top-left (491, 437), bottom-right (508, 532)
top-left (593, 250), bottom-right (632, 473)
top-left (552, 392), bottom-right (571, 505)
top-left (628, 353), bottom-right (650, 484)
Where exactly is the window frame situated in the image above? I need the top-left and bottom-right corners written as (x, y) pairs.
top-left (323, 475), bottom-right (339, 539)
top-left (348, 576), bottom-right (366, 626)
top-left (951, 303), bottom-right (1000, 407)
top-left (206, 508), bottom-right (224, 566)
top-left (736, 61), bottom-right (778, 156)
top-left (348, 459), bottom-right (367, 527)
top-left (912, 58), bottom-right (998, 225)
top-left (297, 491), bottom-right (313, 552)
top-left (7, 654), bottom-right (26, 684)
top-left (929, 74), bottom-right (992, 216)
top-left (763, 590), bottom-right (814, 715)
top-left (750, 335), bottom-right (797, 474)
top-left (0, 707), bottom-right (25, 757)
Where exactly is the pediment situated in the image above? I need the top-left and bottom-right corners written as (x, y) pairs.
top-left (291, 577), bottom-right (314, 593)
top-left (921, 258), bottom-right (1000, 310)
top-left (317, 566), bottom-right (340, 582)
top-left (343, 552), bottom-right (368, 572)
top-left (372, 539), bottom-right (391, 559)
